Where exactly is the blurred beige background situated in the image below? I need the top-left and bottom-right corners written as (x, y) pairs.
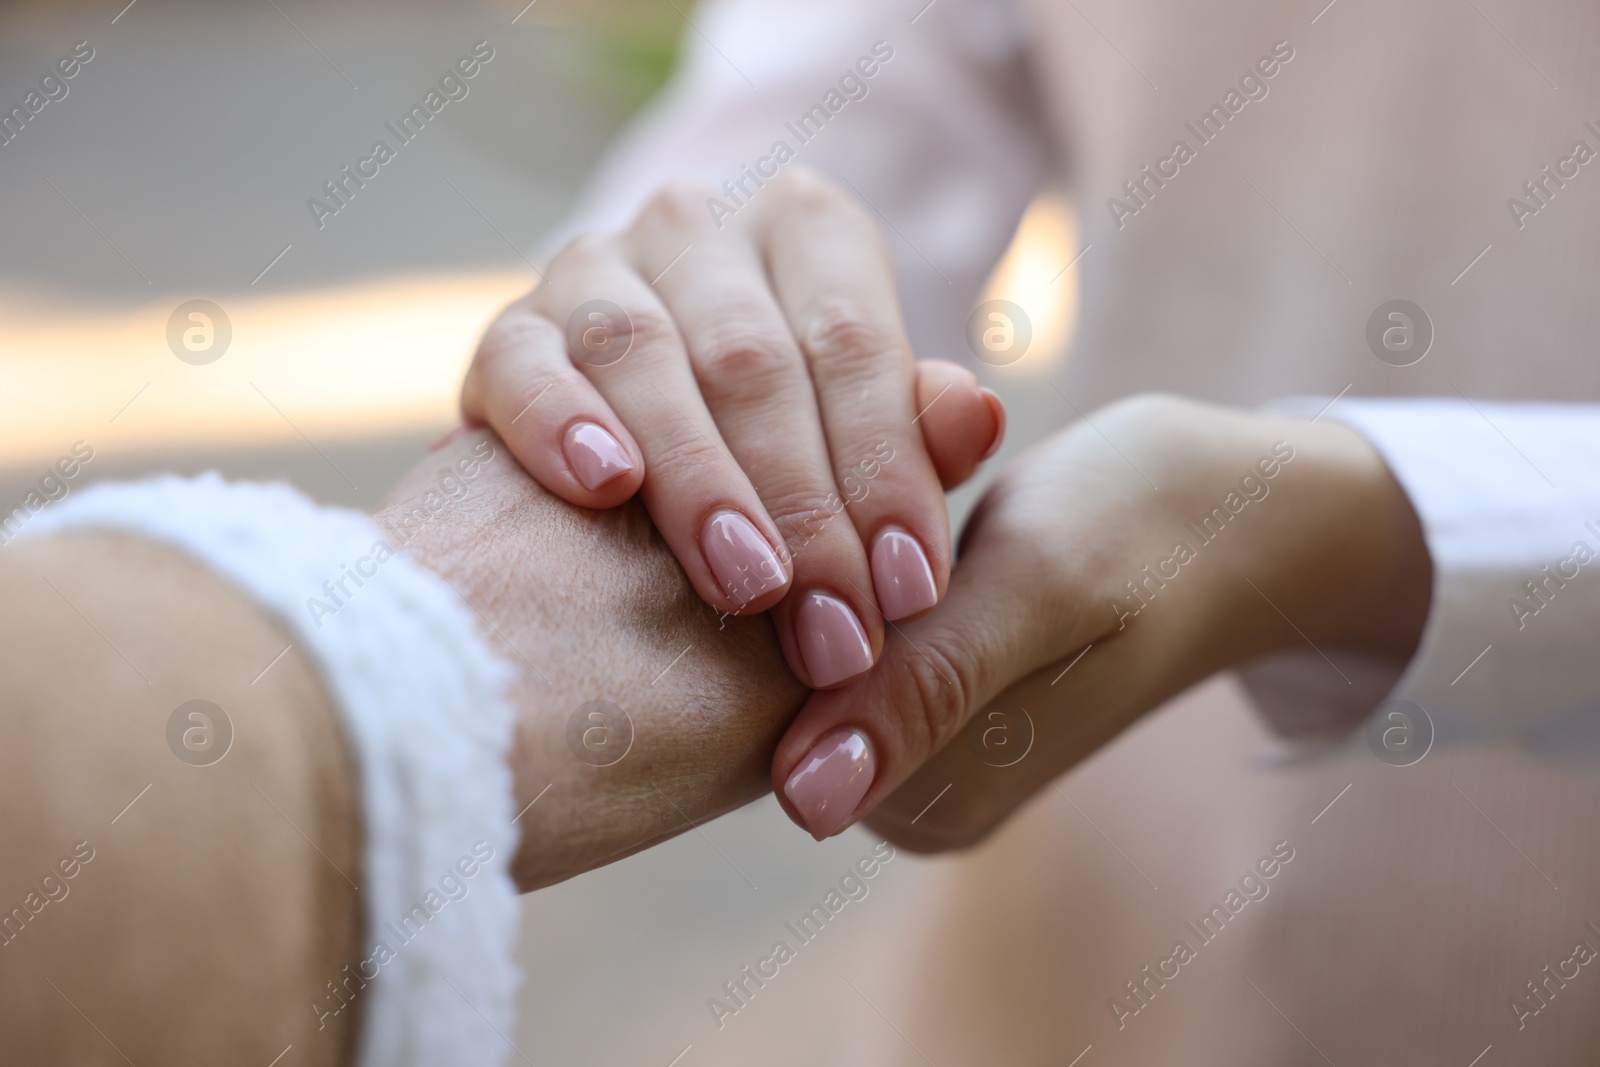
top-left (0, 2), bottom-right (1082, 1062)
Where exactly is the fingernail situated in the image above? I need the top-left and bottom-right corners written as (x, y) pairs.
top-left (795, 591), bottom-right (874, 687)
top-left (702, 510), bottom-right (788, 607)
top-left (428, 423), bottom-right (474, 452)
top-left (871, 527), bottom-right (939, 620)
top-left (980, 387), bottom-right (1007, 460)
top-left (564, 422), bottom-right (634, 490)
top-left (784, 727), bottom-right (876, 839)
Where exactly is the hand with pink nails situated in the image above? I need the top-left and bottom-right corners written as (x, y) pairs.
top-left (772, 396), bottom-right (1434, 842)
top-left (459, 167), bottom-right (1004, 691)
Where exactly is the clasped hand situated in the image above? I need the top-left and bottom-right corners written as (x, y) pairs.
top-left (446, 168), bottom-right (1432, 874)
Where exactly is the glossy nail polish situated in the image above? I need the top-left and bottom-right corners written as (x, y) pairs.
top-left (795, 591), bottom-right (874, 687)
top-left (564, 422), bottom-right (634, 490)
top-left (702, 510), bottom-right (788, 607)
top-left (870, 527), bottom-right (939, 620)
top-left (784, 727), bottom-right (876, 839)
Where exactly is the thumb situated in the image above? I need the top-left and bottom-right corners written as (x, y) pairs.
top-left (770, 523), bottom-right (1069, 840)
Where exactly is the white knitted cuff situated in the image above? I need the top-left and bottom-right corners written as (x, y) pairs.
top-left (19, 473), bottom-right (521, 1067)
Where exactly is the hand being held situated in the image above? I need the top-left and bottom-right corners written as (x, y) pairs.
top-left (460, 167), bottom-right (1004, 689)
top-left (770, 395), bottom-right (1433, 845)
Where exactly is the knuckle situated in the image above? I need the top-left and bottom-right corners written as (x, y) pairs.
top-left (696, 326), bottom-right (799, 398)
top-left (1086, 391), bottom-right (1205, 488)
top-left (644, 428), bottom-right (727, 478)
top-left (800, 304), bottom-right (901, 368)
top-left (761, 486), bottom-right (850, 553)
top-left (773, 167), bottom-right (878, 233)
top-left (891, 634), bottom-right (977, 757)
top-left (551, 232), bottom-right (618, 270)
top-left (1097, 391), bottom-right (1191, 434)
top-left (637, 181), bottom-right (720, 230)
top-left (475, 309), bottom-right (562, 377)
top-left (499, 375), bottom-right (562, 431)
top-left (617, 303), bottom-right (679, 352)
top-left (772, 166), bottom-right (845, 211)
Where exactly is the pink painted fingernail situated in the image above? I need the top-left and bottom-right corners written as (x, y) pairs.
top-left (795, 591), bottom-right (874, 687)
top-left (702, 510), bottom-right (788, 607)
top-left (871, 527), bottom-right (938, 620)
top-left (563, 422), bottom-right (634, 490)
top-left (980, 387), bottom-right (1007, 460)
top-left (784, 727), bottom-right (876, 840)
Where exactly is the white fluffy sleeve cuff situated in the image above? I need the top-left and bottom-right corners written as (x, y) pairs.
top-left (19, 473), bottom-right (522, 1067)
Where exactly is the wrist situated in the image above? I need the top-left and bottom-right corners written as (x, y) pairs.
top-left (1225, 415), bottom-right (1432, 666)
top-left (1298, 419), bottom-right (1433, 658)
top-left (376, 429), bottom-right (807, 890)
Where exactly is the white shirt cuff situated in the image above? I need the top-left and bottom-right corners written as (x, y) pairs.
top-left (1241, 398), bottom-right (1600, 754)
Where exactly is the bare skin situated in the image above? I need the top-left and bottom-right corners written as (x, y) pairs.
top-left (0, 395), bottom-right (1427, 1061)
top-left (461, 168), bottom-right (1005, 689)
top-left (0, 532), bottom-right (364, 1066)
top-left (374, 428), bottom-right (809, 890)
top-left (0, 434), bottom-right (809, 1063)
top-left (778, 395), bottom-right (1433, 848)
top-left (456, 172), bottom-right (1430, 848)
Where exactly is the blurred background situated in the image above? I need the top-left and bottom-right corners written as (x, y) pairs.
top-left (0, 1), bottom-right (1080, 1062)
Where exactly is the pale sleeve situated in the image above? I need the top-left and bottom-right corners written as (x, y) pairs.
top-left (543, 0), bottom-right (1053, 363)
top-left (1240, 399), bottom-right (1600, 755)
